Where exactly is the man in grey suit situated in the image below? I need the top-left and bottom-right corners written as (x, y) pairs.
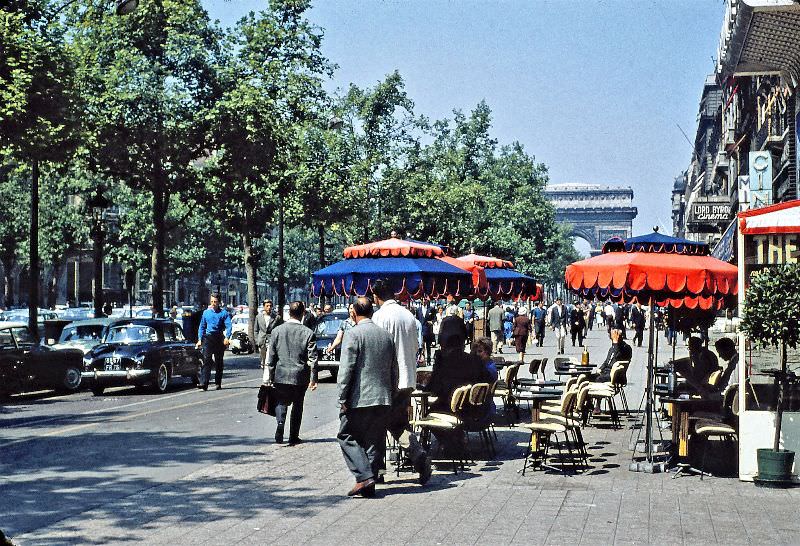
top-left (337, 296), bottom-right (398, 498)
top-left (267, 301), bottom-right (318, 445)
top-left (254, 299), bottom-right (282, 369)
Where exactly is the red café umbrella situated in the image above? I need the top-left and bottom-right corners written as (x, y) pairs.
top-left (437, 256), bottom-right (489, 295)
top-left (458, 253), bottom-right (514, 269)
top-left (564, 229), bottom-right (738, 472)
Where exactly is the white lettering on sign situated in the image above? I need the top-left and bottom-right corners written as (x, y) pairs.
top-left (693, 204), bottom-right (729, 222)
top-left (752, 234), bottom-right (800, 264)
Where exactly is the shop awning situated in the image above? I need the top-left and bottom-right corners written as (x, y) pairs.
top-left (738, 199), bottom-right (800, 235)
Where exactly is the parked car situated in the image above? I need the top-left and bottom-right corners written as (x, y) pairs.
top-left (82, 319), bottom-right (202, 396)
top-left (60, 308), bottom-right (96, 321)
top-left (229, 313), bottom-right (254, 354)
top-left (0, 322), bottom-right (84, 397)
top-left (313, 310), bottom-right (349, 379)
top-left (52, 318), bottom-right (115, 354)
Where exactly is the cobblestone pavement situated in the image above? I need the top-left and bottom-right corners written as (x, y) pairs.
top-left (11, 325), bottom-right (800, 545)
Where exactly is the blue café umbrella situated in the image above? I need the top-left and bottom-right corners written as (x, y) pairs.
top-left (484, 268), bottom-right (538, 299)
top-left (311, 256), bottom-right (474, 300)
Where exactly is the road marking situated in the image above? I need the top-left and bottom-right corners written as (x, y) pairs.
top-left (1, 376), bottom-right (260, 430)
top-left (0, 389), bottom-right (253, 450)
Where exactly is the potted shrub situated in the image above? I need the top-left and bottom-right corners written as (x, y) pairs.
top-left (741, 263), bottom-right (800, 485)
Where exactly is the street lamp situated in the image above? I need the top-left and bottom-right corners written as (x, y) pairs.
top-left (88, 187), bottom-right (111, 318)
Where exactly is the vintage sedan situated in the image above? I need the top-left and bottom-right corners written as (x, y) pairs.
top-left (0, 322), bottom-right (84, 397)
top-left (82, 319), bottom-right (202, 395)
top-left (313, 310), bottom-right (349, 380)
top-left (52, 318), bottom-right (115, 354)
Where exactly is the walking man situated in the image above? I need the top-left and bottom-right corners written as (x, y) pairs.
top-left (532, 300), bottom-right (547, 347)
top-left (372, 280), bottom-right (432, 485)
top-left (337, 297), bottom-right (398, 497)
top-left (254, 299), bottom-right (282, 370)
top-left (463, 301), bottom-right (476, 344)
top-left (267, 301), bottom-right (318, 445)
top-left (630, 302), bottom-right (646, 347)
top-left (487, 301), bottom-right (505, 352)
top-left (548, 297), bottom-right (568, 354)
top-left (195, 293), bottom-right (232, 391)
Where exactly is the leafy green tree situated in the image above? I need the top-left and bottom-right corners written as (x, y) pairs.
top-left (0, 3), bottom-right (82, 333)
top-left (203, 0), bottom-right (332, 338)
top-left (0, 165), bottom-right (29, 307)
top-left (70, 0), bottom-right (222, 314)
top-left (341, 71), bottom-right (420, 242)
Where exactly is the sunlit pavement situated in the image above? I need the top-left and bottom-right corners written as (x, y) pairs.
top-left (4, 331), bottom-right (800, 545)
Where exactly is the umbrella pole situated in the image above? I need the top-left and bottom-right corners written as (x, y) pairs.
top-left (630, 296), bottom-right (665, 473)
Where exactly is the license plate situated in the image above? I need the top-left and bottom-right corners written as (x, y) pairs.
top-left (105, 357), bottom-right (121, 371)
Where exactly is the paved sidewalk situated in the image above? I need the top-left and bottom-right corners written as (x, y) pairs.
top-left (12, 327), bottom-right (800, 545)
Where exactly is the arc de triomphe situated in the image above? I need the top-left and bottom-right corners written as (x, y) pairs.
top-left (544, 184), bottom-right (638, 255)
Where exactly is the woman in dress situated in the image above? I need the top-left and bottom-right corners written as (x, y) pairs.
top-left (503, 306), bottom-right (514, 346)
top-left (512, 306), bottom-right (532, 362)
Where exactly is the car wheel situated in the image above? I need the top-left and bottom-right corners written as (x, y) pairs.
top-left (91, 385), bottom-right (105, 396)
top-left (231, 348), bottom-right (240, 355)
top-left (328, 368), bottom-right (338, 381)
top-left (60, 366), bottom-right (82, 392)
top-left (151, 363), bottom-right (169, 394)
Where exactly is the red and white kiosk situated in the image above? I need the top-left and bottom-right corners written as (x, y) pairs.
top-left (737, 199), bottom-right (800, 480)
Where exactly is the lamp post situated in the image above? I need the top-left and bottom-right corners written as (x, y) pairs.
top-left (88, 187), bottom-right (111, 318)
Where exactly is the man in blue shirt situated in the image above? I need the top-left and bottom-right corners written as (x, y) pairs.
top-left (196, 293), bottom-right (232, 390)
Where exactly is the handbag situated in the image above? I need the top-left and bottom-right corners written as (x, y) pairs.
top-left (257, 384), bottom-right (278, 416)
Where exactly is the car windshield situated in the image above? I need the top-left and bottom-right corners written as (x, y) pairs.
top-left (315, 315), bottom-right (344, 336)
top-left (106, 325), bottom-right (158, 344)
top-left (60, 325), bottom-right (105, 343)
top-left (12, 327), bottom-right (35, 346)
top-left (62, 308), bottom-right (95, 320)
top-left (232, 316), bottom-right (248, 325)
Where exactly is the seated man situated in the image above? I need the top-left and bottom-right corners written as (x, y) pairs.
top-left (594, 328), bottom-right (632, 383)
top-left (589, 328), bottom-right (632, 412)
top-left (674, 336), bottom-right (719, 395)
top-left (714, 337), bottom-right (738, 392)
top-left (423, 316), bottom-right (492, 452)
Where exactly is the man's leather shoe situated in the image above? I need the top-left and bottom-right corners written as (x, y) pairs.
top-left (288, 438), bottom-right (303, 446)
top-left (374, 474), bottom-right (385, 484)
top-left (201, 384), bottom-right (208, 391)
top-left (417, 455), bottom-right (433, 486)
top-left (347, 478), bottom-right (375, 497)
top-left (216, 384), bottom-right (222, 390)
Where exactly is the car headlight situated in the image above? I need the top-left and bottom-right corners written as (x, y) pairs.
top-left (134, 353), bottom-right (146, 368)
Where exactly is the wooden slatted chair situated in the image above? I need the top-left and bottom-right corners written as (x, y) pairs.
top-left (410, 385), bottom-right (472, 473)
top-left (519, 388), bottom-right (582, 475)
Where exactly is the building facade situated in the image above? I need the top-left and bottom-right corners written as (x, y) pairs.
top-left (674, 0), bottom-right (800, 260)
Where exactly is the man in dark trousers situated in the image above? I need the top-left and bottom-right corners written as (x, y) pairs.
top-left (267, 301), bottom-right (318, 445)
top-left (532, 300), bottom-right (547, 347)
top-left (569, 301), bottom-right (586, 347)
top-left (254, 299), bottom-right (282, 369)
top-left (337, 297), bottom-right (399, 498)
top-left (630, 302), bottom-right (646, 347)
top-left (195, 293), bottom-right (232, 391)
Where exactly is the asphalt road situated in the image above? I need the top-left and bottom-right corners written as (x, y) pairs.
top-left (0, 353), bottom-right (341, 538)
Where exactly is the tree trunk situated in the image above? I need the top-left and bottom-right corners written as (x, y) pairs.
top-left (242, 214), bottom-right (258, 347)
top-left (93, 221), bottom-right (104, 318)
top-left (774, 341), bottom-right (788, 452)
top-left (29, 159), bottom-right (40, 340)
top-left (151, 184), bottom-right (166, 315)
top-left (277, 193), bottom-right (286, 316)
top-left (47, 262), bottom-right (63, 309)
top-left (318, 223), bottom-right (325, 306)
top-left (1, 257), bottom-right (14, 309)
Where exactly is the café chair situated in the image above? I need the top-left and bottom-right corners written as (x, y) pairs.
top-left (463, 382), bottom-right (495, 458)
top-left (693, 383), bottom-right (739, 480)
top-left (519, 388), bottom-right (583, 475)
top-left (586, 362), bottom-right (630, 428)
top-left (493, 363), bottom-right (521, 422)
top-left (410, 384), bottom-right (473, 473)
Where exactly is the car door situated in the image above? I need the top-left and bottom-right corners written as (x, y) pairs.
top-left (170, 324), bottom-right (193, 375)
top-left (0, 328), bottom-right (25, 393)
top-left (10, 326), bottom-right (44, 386)
top-left (161, 323), bottom-right (183, 377)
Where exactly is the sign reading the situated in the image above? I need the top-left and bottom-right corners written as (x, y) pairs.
top-left (746, 233), bottom-right (800, 266)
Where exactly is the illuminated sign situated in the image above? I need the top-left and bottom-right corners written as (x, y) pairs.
top-left (691, 203), bottom-right (729, 222)
top-left (749, 151), bottom-right (773, 209)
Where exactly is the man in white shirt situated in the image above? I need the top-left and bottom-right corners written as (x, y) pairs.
top-left (372, 280), bottom-right (432, 485)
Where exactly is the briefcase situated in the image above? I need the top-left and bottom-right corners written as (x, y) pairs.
top-left (257, 384), bottom-right (277, 416)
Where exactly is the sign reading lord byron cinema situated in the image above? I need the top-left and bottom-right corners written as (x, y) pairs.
top-left (692, 202), bottom-right (729, 222)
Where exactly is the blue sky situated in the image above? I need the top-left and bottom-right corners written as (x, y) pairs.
top-left (203, 0), bottom-right (725, 253)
